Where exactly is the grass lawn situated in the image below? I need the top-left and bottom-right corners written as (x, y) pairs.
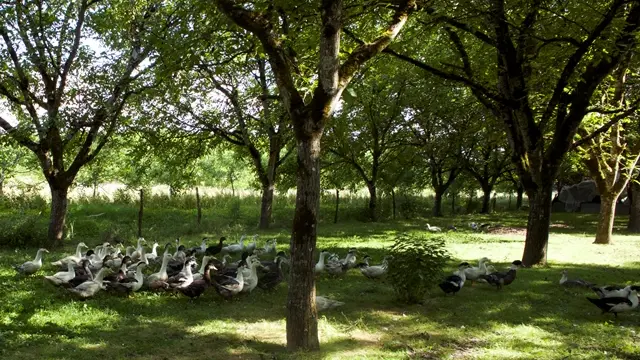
top-left (1, 209), bottom-right (639, 359)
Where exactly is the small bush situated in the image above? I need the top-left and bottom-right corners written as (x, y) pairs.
top-left (0, 214), bottom-right (49, 248)
top-left (387, 233), bottom-right (450, 304)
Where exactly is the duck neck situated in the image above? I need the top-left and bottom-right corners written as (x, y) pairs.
top-left (203, 267), bottom-right (212, 284)
top-left (457, 269), bottom-right (467, 281)
top-left (135, 266), bottom-right (144, 282)
top-left (151, 244), bottom-right (158, 256)
top-left (67, 262), bottom-right (75, 273)
top-left (198, 257), bottom-right (209, 274)
top-left (159, 256), bottom-right (169, 275)
top-left (318, 252), bottom-right (327, 267)
top-left (94, 268), bottom-right (107, 282)
top-left (34, 250), bottom-right (45, 263)
top-left (559, 273), bottom-right (567, 284)
top-left (184, 262), bottom-right (193, 277)
top-left (236, 269), bottom-right (244, 283)
top-left (75, 244), bottom-right (83, 258)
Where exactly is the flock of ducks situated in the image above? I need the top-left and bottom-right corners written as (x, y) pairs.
top-left (11, 237), bottom-right (640, 318)
top-left (426, 222), bottom-right (500, 232)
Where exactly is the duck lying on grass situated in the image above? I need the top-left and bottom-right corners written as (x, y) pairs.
top-left (559, 270), bottom-right (595, 288)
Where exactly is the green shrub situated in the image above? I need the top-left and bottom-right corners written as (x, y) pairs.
top-left (387, 233), bottom-right (450, 304)
top-left (0, 214), bottom-right (49, 248)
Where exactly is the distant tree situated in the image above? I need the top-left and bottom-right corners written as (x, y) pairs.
top-left (0, 1), bottom-right (176, 246)
top-left (0, 139), bottom-right (27, 196)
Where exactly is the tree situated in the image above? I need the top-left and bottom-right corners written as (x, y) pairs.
top-left (627, 170), bottom-right (640, 232)
top-left (214, 0), bottom-right (417, 349)
top-left (325, 66), bottom-right (411, 221)
top-left (0, 139), bottom-right (27, 196)
top-left (384, 0), bottom-right (640, 265)
top-left (0, 1), bottom-right (175, 246)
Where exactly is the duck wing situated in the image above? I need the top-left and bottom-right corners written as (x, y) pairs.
top-left (587, 296), bottom-right (632, 314)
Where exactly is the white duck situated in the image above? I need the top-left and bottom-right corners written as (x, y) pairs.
top-left (222, 235), bottom-right (245, 255)
top-left (463, 257), bottom-right (491, 284)
top-left (51, 243), bottom-right (87, 267)
top-left (426, 223), bottom-right (442, 232)
top-left (314, 250), bottom-right (330, 273)
top-left (244, 234), bottom-right (258, 254)
top-left (340, 248), bottom-right (358, 269)
top-left (67, 267), bottom-right (110, 299)
top-left (240, 256), bottom-right (261, 293)
top-left (14, 248), bottom-right (49, 275)
top-left (587, 289), bottom-right (639, 317)
top-left (45, 262), bottom-right (76, 286)
top-left (359, 256), bottom-right (391, 279)
top-left (145, 242), bottom-right (160, 262)
top-left (193, 256), bottom-right (211, 281)
top-left (130, 238), bottom-right (147, 261)
top-left (263, 239), bottom-right (277, 254)
top-left (592, 285), bottom-right (640, 298)
top-left (147, 253), bottom-right (172, 284)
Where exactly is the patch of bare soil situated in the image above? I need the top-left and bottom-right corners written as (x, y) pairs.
top-left (486, 226), bottom-right (527, 236)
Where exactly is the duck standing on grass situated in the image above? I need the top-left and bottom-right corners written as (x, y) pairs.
top-left (478, 260), bottom-right (523, 290)
top-left (14, 248), bottom-right (49, 275)
top-left (439, 263), bottom-right (471, 295)
top-left (591, 285), bottom-right (640, 298)
top-left (587, 288), bottom-right (639, 317)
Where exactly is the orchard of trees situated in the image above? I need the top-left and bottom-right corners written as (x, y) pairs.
top-left (2, 0), bottom-right (640, 351)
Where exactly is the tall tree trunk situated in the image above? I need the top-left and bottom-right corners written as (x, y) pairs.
top-left (480, 184), bottom-right (492, 213)
top-left (259, 182), bottom-right (275, 229)
top-left (138, 189), bottom-right (144, 238)
top-left (433, 189), bottom-right (444, 217)
top-left (48, 184), bottom-right (69, 247)
top-left (334, 189), bottom-right (340, 223)
top-left (287, 132), bottom-right (321, 350)
top-left (594, 193), bottom-right (617, 244)
top-left (628, 174), bottom-right (640, 232)
top-left (367, 182), bottom-right (377, 221)
top-left (92, 180), bottom-right (98, 198)
top-left (521, 184), bottom-right (553, 266)
top-left (516, 186), bottom-right (524, 209)
top-left (391, 188), bottom-right (396, 219)
top-left (466, 190), bottom-right (475, 214)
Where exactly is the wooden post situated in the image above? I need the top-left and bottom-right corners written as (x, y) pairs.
top-left (138, 189), bottom-right (144, 238)
top-left (391, 188), bottom-right (396, 220)
top-left (196, 187), bottom-right (202, 225)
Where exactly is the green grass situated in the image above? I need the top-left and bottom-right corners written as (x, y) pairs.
top-left (1, 203), bottom-right (640, 359)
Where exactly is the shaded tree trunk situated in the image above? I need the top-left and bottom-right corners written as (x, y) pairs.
top-left (466, 190), bottom-right (475, 214)
top-left (433, 189), bottom-right (444, 217)
top-left (480, 184), bottom-right (492, 214)
top-left (138, 189), bottom-right (144, 238)
top-left (259, 183), bottom-right (275, 229)
top-left (287, 133), bottom-right (321, 350)
top-left (628, 174), bottom-right (640, 232)
top-left (391, 188), bottom-right (396, 219)
top-left (48, 184), bottom-right (69, 247)
top-left (516, 186), bottom-right (524, 209)
top-left (0, 179), bottom-right (3, 197)
top-left (521, 184), bottom-right (553, 266)
top-left (334, 189), bottom-right (340, 223)
top-left (451, 192), bottom-right (456, 214)
top-left (367, 182), bottom-right (377, 221)
top-left (594, 194), bottom-right (617, 244)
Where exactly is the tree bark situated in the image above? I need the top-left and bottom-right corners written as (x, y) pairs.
top-left (0, 179), bottom-right (4, 197)
top-left (196, 187), bottom-right (202, 225)
top-left (367, 182), bottom-right (377, 221)
top-left (259, 183), bottom-right (275, 229)
top-left (594, 194), bottom-right (617, 244)
top-left (480, 184), bottom-right (492, 214)
top-left (391, 188), bottom-right (396, 219)
top-left (521, 184), bottom-right (553, 266)
top-left (433, 190), bottom-right (444, 217)
top-left (334, 189), bottom-right (340, 223)
top-left (516, 186), bottom-right (524, 209)
top-left (48, 184), bottom-right (69, 247)
top-left (138, 189), bottom-right (144, 238)
top-left (628, 173), bottom-right (640, 232)
top-left (287, 132), bottom-right (321, 350)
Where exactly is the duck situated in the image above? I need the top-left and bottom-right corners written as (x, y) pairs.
top-left (263, 239), bottom-right (277, 254)
top-left (205, 236), bottom-right (226, 256)
top-left (559, 270), bottom-right (595, 288)
top-left (44, 262), bottom-right (76, 286)
top-left (439, 263), bottom-right (470, 295)
top-left (103, 261), bottom-right (129, 283)
top-left (340, 248), bottom-right (358, 269)
top-left (144, 242), bottom-right (160, 262)
top-left (222, 235), bottom-right (245, 255)
top-left (106, 255), bottom-right (132, 271)
top-left (244, 234), bottom-right (258, 254)
top-left (213, 265), bottom-right (245, 300)
top-left (14, 248), bottom-right (49, 275)
top-left (147, 253), bottom-right (173, 284)
top-left (358, 256), bottom-right (392, 279)
top-left (62, 259), bottom-right (94, 288)
top-left (587, 289), bottom-right (639, 317)
top-left (478, 260), bottom-right (523, 290)
top-left (447, 225), bottom-right (457, 231)
top-left (66, 267), bottom-right (111, 299)
top-left (469, 222), bottom-right (478, 231)
top-left (314, 250), bottom-right (330, 273)
top-left (167, 258), bottom-right (197, 289)
top-left (426, 223), bottom-right (441, 232)
top-left (105, 262), bottom-right (145, 295)
top-left (130, 237), bottom-right (147, 262)
top-left (177, 262), bottom-right (216, 300)
top-left (316, 296), bottom-right (345, 312)
top-left (193, 256), bottom-right (211, 281)
top-left (259, 251), bottom-right (287, 273)
top-left (188, 237), bottom-right (208, 255)
top-left (463, 257), bottom-right (491, 285)
top-left (240, 257), bottom-right (261, 293)
top-left (591, 285), bottom-right (640, 298)
top-left (258, 256), bottom-right (285, 291)
top-left (51, 243), bottom-right (87, 267)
